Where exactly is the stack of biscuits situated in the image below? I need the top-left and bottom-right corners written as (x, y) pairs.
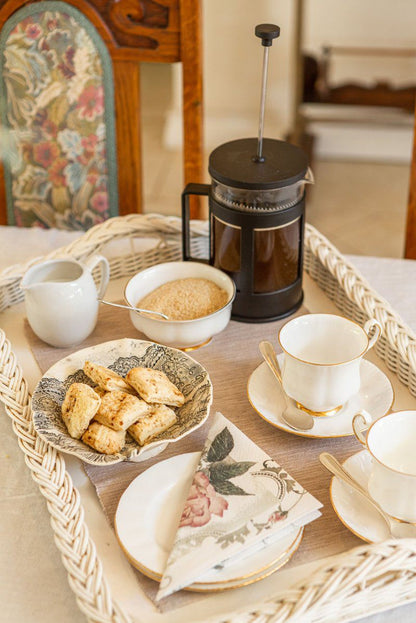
top-left (61, 361), bottom-right (185, 455)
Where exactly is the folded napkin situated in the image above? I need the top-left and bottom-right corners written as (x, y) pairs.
top-left (157, 412), bottom-right (322, 600)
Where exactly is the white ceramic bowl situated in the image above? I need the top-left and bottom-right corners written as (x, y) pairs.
top-left (124, 261), bottom-right (236, 349)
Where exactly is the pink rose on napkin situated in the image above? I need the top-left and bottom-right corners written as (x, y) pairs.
top-left (268, 510), bottom-right (285, 524)
top-left (179, 471), bottom-right (229, 528)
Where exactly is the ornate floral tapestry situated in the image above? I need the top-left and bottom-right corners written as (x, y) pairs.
top-left (0, 2), bottom-right (118, 229)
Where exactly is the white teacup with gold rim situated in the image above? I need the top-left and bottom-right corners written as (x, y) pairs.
top-left (353, 410), bottom-right (416, 523)
top-left (278, 314), bottom-right (381, 416)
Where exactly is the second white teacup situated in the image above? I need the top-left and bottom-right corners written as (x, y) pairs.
top-left (278, 313), bottom-right (381, 415)
top-left (353, 410), bottom-right (416, 522)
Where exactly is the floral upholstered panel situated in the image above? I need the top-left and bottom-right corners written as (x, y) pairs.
top-left (0, 1), bottom-right (118, 229)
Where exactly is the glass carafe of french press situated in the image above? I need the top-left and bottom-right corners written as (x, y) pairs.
top-left (182, 24), bottom-right (312, 322)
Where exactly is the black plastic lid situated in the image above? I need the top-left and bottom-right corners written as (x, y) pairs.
top-left (208, 138), bottom-right (308, 190)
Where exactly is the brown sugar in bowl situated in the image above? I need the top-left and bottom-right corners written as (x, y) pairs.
top-left (136, 277), bottom-right (229, 321)
top-left (124, 262), bottom-right (236, 349)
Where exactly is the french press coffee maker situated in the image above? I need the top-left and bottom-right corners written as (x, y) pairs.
top-left (182, 24), bottom-right (312, 322)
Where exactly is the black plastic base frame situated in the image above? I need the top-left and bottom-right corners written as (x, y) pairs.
top-left (231, 291), bottom-right (304, 324)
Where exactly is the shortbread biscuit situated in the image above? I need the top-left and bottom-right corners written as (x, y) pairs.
top-left (83, 361), bottom-right (132, 392)
top-left (93, 386), bottom-right (107, 398)
top-left (126, 367), bottom-right (185, 407)
top-left (61, 383), bottom-right (101, 439)
top-left (82, 421), bottom-right (125, 454)
top-left (128, 404), bottom-right (177, 445)
top-left (94, 390), bottom-right (152, 431)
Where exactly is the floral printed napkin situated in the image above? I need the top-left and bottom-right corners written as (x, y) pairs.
top-left (157, 412), bottom-right (322, 600)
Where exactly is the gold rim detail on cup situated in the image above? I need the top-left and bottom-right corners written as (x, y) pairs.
top-left (363, 411), bottom-right (416, 478)
top-left (246, 374), bottom-right (351, 439)
top-left (278, 314), bottom-right (374, 367)
top-left (295, 401), bottom-right (343, 418)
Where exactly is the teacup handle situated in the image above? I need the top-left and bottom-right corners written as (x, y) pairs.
top-left (363, 319), bottom-right (382, 353)
top-left (352, 409), bottom-right (372, 445)
top-left (84, 254), bottom-right (110, 299)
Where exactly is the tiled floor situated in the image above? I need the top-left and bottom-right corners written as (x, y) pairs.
top-left (141, 64), bottom-right (411, 259)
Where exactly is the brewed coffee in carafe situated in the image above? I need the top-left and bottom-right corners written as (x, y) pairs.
top-left (211, 164), bottom-right (308, 295)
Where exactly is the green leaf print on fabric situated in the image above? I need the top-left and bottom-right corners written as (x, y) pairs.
top-left (207, 426), bottom-right (234, 463)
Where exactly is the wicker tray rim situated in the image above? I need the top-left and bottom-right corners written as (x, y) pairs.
top-left (1, 213), bottom-right (416, 623)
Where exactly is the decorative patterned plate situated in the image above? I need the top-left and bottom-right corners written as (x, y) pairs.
top-left (115, 452), bottom-right (303, 592)
top-left (31, 338), bottom-right (213, 465)
top-left (247, 356), bottom-right (394, 439)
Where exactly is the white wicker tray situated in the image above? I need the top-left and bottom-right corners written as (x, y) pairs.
top-left (2, 213), bottom-right (416, 623)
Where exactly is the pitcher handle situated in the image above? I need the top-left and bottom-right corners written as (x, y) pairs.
top-left (363, 319), bottom-right (382, 353)
top-left (84, 254), bottom-right (110, 299)
top-left (352, 409), bottom-right (372, 445)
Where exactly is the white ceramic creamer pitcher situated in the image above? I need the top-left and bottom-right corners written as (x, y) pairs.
top-left (21, 254), bottom-right (110, 347)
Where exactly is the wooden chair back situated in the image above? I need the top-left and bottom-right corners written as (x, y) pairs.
top-left (0, 0), bottom-right (204, 227)
top-left (405, 103), bottom-right (416, 258)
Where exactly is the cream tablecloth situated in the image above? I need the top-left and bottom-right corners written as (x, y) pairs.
top-left (1, 225), bottom-right (416, 623)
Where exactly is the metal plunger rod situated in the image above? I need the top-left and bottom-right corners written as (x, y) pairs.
top-left (255, 24), bottom-right (280, 162)
top-left (257, 45), bottom-right (269, 161)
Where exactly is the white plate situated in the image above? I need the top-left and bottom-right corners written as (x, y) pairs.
top-left (330, 451), bottom-right (391, 543)
top-left (115, 452), bottom-right (303, 592)
top-left (188, 529), bottom-right (304, 592)
top-left (247, 357), bottom-right (393, 438)
top-left (31, 338), bottom-right (212, 465)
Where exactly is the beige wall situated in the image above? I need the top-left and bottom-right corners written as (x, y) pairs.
top-left (165, 0), bottom-right (416, 160)
top-left (304, 0), bottom-right (416, 85)
top-left (202, 0), bottom-right (295, 143)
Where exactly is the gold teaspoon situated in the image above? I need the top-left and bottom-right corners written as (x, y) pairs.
top-left (258, 340), bottom-right (314, 431)
top-left (320, 452), bottom-right (416, 539)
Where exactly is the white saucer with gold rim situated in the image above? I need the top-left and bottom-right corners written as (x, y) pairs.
top-left (330, 451), bottom-right (396, 542)
top-left (247, 356), bottom-right (394, 439)
top-left (114, 452), bottom-right (303, 592)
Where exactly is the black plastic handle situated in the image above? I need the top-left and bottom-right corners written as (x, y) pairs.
top-left (181, 183), bottom-right (210, 261)
top-left (255, 24), bottom-right (280, 46)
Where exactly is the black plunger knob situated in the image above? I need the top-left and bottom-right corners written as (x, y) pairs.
top-left (255, 24), bottom-right (280, 47)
